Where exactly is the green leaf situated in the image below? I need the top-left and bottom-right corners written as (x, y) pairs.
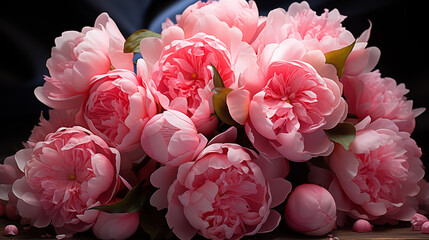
top-left (211, 63), bottom-right (225, 88)
top-left (324, 122), bottom-right (356, 151)
top-left (324, 41), bottom-right (356, 78)
top-left (212, 87), bottom-right (238, 126)
top-left (91, 181), bottom-right (151, 213)
top-left (124, 29), bottom-right (161, 53)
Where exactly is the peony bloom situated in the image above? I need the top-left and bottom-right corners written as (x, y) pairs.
top-left (92, 199), bottom-right (140, 240)
top-left (12, 127), bottom-right (121, 233)
top-left (285, 184), bottom-right (337, 236)
top-left (0, 156), bottom-right (23, 221)
top-left (77, 69), bottom-right (157, 156)
top-left (146, 33), bottom-right (237, 135)
top-left (141, 110), bottom-right (208, 166)
top-left (150, 143), bottom-right (291, 240)
top-left (342, 70), bottom-right (424, 133)
top-left (175, 0), bottom-right (259, 43)
top-left (35, 13), bottom-right (133, 110)
top-left (246, 59), bottom-right (346, 162)
top-left (328, 117), bottom-right (425, 222)
top-left (252, 1), bottom-right (354, 54)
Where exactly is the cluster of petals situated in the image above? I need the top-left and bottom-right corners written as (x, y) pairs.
top-left (12, 127), bottom-right (121, 233)
top-left (311, 117), bottom-right (424, 222)
top-left (35, 13), bottom-right (133, 110)
top-left (150, 129), bottom-right (291, 240)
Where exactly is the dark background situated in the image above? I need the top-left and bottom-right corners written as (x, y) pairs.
top-left (1, 0), bottom-right (428, 175)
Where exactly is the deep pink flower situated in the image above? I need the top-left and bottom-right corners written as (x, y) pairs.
top-left (150, 143), bottom-right (291, 240)
top-left (176, 0), bottom-right (259, 43)
top-left (141, 110), bottom-right (207, 166)
top-left (12, 127), bottom-right (121, 233)
top-left (246, 60), bottom-right (346, 162)
top-left (147, 33), bottom-right (237, 135)
top-left (285, 184), bottom-right (337, 236)
top-left (411, 213), bottom-right (428, 231)
top-left (35, 13), bottom-right (133, 110)
top-left (328, 118), bottom-right (425, 221)
top-left (77, 69), bottom-right (157, 157)
top-left (342, 70), bottom-right (424, 133)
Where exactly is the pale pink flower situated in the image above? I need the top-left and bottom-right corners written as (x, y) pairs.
top-left (150, 143), bottom-right (291, 240)
top-left (141, 110), bottom-right (207, 166)
top-left (145, 33), bottom-right (237, 135)
top-left (12, 127), bottom-right (121, 233)
top-left (353, 219), bottom-right (372, 233)
top-left (328, 117), bottom-right (425, 222)
top-left (176, 0), bottom-right (259, 43)
top-left (246, 59), bottom-right (346, 162)
top-left (411, 213), bottom-right (428, 231)
top-left (76, 69), bottom-right (157, 155)
top-left (92, 199), bottom-right (139, 240)
top-left (285, 184), bottom-right (337, 236)
top-left (342, 70), bottom-right (424, 133)
top-left (35, 13), bottom-right (133, 110)
top-left (252, 1), bottom-right (354, 54)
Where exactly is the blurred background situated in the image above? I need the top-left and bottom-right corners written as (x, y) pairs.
top-left (1, 0), bottom-right (427, 175)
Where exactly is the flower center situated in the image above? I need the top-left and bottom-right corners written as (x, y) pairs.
top-left (69, 174), bottom-right (76, 180)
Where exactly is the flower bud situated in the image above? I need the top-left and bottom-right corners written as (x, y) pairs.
top-left (353, 219), bottom-right (372, 233)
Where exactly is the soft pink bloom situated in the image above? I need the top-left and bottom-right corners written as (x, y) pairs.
top-left (141, 110), bottom-right (207, 166)
top-left (328, 117), bottom-right (425, 222)
top-left (35, 13), bottom-right (133, 110)
top-left (77, 69), bottom-right (157, 156)
top-left (150, 142), bottom-right (291, 240)
top-left (411, 213), bottom-right (428, 231)
top-left (252, 1), bottom-right (354, 54)
top-left (176, 0), bottom-right (259, 43)
top-left (353, 219), bottom-right (372, 233)
top-left (342, 70), bottom-right (424, 133)
top-left (92, 199), bottom-right (139, 240)
top-left (12, 127), bottom-right (121, 233)
top-left (145, 33), bottom-right (237, 135)
top-left (246, 59), bottom-right (346, 162)
top-left (422, 222), bottom-right (429, 233)
top-left (285, 184), bottom-right (337, 236)
top-left (3, 225), bottom-right (18, 236)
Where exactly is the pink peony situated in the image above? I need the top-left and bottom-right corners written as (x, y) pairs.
top-left (285, 184), bottom-right (337, 236)
top-left (35, 13), bottom-right (133, 110)
top-left (252, 1), bottom-right (354, 54)
top-left (141, 110), bottom-right (208, 166)
top-left (77, 69), bottom-right (157, 155)
top-left (328, 117), bottom-right (425, 222)
top-left (150, 143), bottom-right (291, 240)
top-left (0, 156), bottom-right (23, 220)
top-left (342, 70), bottom-right (424, 133)
top-left (176, 0), bottom-right (259, 43)
top-left (246, 59), bottom-right (346, 162)
top-left (92, 199), bottom-right (140, 240)
top-left (12, 127), bottom-right (121, 233)
top-left (146, 33), bottom-right (237, 135)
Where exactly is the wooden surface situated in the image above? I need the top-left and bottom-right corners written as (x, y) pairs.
top-left (1, 217), bottom-right (428, 239)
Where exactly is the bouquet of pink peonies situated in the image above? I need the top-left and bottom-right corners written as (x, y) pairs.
top-left (0, 0), bottom-right (427, 239)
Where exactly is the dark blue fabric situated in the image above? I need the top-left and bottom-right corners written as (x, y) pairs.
top-left (0, 1), bottom-right (428, 167)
